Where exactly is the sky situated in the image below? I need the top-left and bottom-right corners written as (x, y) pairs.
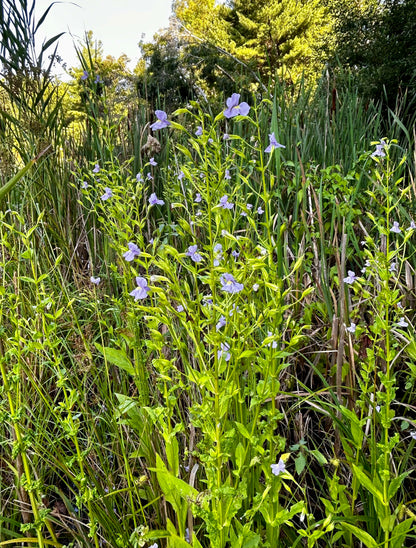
top-left (34, 0), bottom-right (175, 78)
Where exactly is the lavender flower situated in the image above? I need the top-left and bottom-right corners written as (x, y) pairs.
top-left (94, 75), bottom-right (102, 84)
top-left (224, 93), bottom-right (250, 118)
top-left (224, 169), bottom-right (231, 180)
top-left (217, 342), bottom-right (231, 362)
top-left (220, 273), bottom-right (244, 294)
top-left (149, 157), bottom-right (157, 166)
top-left (149, 193), bottom-right (164, 206)
top-left (92, 163), bottom-right (100, 173)
top-left (246, 204), bottom-right (253, 211)
top-left (389, 262), bottom-right (397, 272)
top-left (216, 315), bottom-right (227, 331)
top-left (390, 221), bottom-right (401, 234)
top-left (81, 70), bottom-right (89, 80)
top-left (371, 140), bottom-right (386, 158)
top-left (265, 331), bottom-right (278, 348)
top-left (195, 126), bottom-right (203, 136)
top-left (123, 242), bottom-right (141, 262)
top-left (213, 243), bottom-right (223, 266)
top-left (177, 304), bottom-right (184, 313)
top-left (147, 172), bottom-right (153, 181)
top-left (100, 187), bottom-right (113, 200)
top-left (410, 431), bottom-right (416, 440)
top-left (218, 195), bottom-right (234, 209)
top-left (195, 193), bottom-right (202, 203)
top-left (178, 171), bottom-right (185, 180)
top-left (223, 133), bottom-right (230, 140)
top-left (90, 276), bottom-right (101, 285)
top-left (397, 318), bottom-right (408, 328)
top-left (257, 207), bottom-right (264, 215)
top-left (271, 458), bottom-right (286, 476)
top-left (252, 283), bottom-right (259, 292)
top-left (130, 277), bottom-right (150, 300)
top-left (265, 132), bottom-right (285, 153)
top-left (343, 270), bottom-right (358, 284)
top-left (81, 181), bottom-right (88, 189)
top-left (346, 323), bottom-right (356, 334)
top-left (150, 110), bottom-right (171, 130)
top-left (186, 245), bottom-right (202, 263)
top-left (231, 250), bottom-right (240, 258)
top-left (136, 173), bottom-right (143, 182)
top-left (408, 221), bottom-right (416, 230)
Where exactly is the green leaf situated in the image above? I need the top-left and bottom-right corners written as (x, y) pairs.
top-left (295, 453), bottom-right (306, 475)
top-left (341, 523), bottom-right (378, 548)
top-left (391, 518), bottom-right (414, 548)
top-left (95, 344), bottom-right (135, 375)
top-left (352, 465), bottom-right (384, 503)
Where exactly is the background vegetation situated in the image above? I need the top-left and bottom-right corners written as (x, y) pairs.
top-left (1, 1), bottom-right (416, 547)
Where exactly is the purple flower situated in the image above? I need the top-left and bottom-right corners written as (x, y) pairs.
top-left (220, 273), bottom-right (244, 294)
top-left (149, 157), bottom-right (157, 166)
top-left (271, 458), bottom-right (286, 476)
top-left (216, 315), bottom-right (226, 331)
top-left (94, 75), bottom-right (102, 84)
top-left (92, 163), bottom-right (100, 173)
top-left (265, 132), bottom-right (285, 153)
top-left (186, 245), bottom-right (202, 263)
top-left (224, 169), bottom-right (231, 180)
top-left (231, 250), bottom-right (240, 258)
top-left (150, 110), bottom-right (171, 130)
top-left (195, 193), bottom-right (202, 203)
top-left (371, 140), bottom-right (386, 158)
top-left (81, 181), bottom-right (88, 189)
top-left (147, 172), bottom-right (153, 181)
top-left (407, 221), bottom-right (416, 230)
top-left (90, 276), bottom-right (101, 285)
top-left (265, 331), bottom-right (278, 348)
top-left (218, 195), bottom-right (234, 209)
top-left (208, 138), bottom-right (213, 144)
top-left (213, 243), bottom-right (223, 266)
top-left (136, 173), bottom-right (143, 182)
top-left (130, 277), bottom-right (150, 300)
top-left (246, 204), bottom-right (253, 210)
top-left (389, 261), bottom-right (397, 272)
top-left (343, 270), bottom-right (358, 284)
top-left (410, 431), bottom-right (416, 440)
top-left (397, 318), bottom-right (408, 328)
top-left (195, 126), bottom-right (203, 136)
top-left (177, 304), bottom-right (184, 313)
top-left (257, 207), bottom-right (264, 215)
top-left (149, 193), bottom-right (164, 206)
top-left (217, 342), bottom-right (231, 362)
top-left (123, 242), bottom-right (141, 262)
top-left (100, 187), bottom-right (113, 200)
top-left (252, 283), bottom-right (259, 292)
top-left (224, 93), bottom-right (250, 118)
top-left (178, 171), bottom-right (185, 180)
top-left (81, 70), bottom-right (89, 80)
top-left (347, 323), bottom-right (356, 334)
top-left (223, 133), bottom-right (230, 140)
top-left (390, 221), bottom-right (401, 234)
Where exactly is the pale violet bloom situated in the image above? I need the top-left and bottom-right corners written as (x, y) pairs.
top-left (186, 245), bottom-right (202, 263)
top-left (178, 171), bottom-right (185, 180)
top-left (177, 304), bottom-right (184, 313)
top-left (220, 273), bottom-right (244, 294)
top-left (343, 270), bottom-right (358, 284)
top-left (213, 243), bottom-right (223, 266)
top-left (92, 163), bottom-right (100, 173)
top-left (265, 331), bottom-right (278, 349)
top-left (252, 283), bottom-right (260, 292)
top-left (150, 110), bottom-right (170, 130)
top-left (346, 323), bottom-right (356, 334)
top-left (410, 431), bottom-right (416, 440)
top-left (148, 544), bottom-right (158, 548)
top-left (149, 193), bottom-right (164, 206)
top-left (208, 138), bottom-right (213, 144)
top-left (123, 242), bottom-right (141, 262)
top-left (371, 140), bottom-right (386, 158)
top-left (397, 318), bottom-right (408, 328)
top-left (390, 221), bottom-right (401, 234)
top-left (94, 75), bottom-right (102, 84)
top-left (100, 187), bottom-right (113, 201)
top-left (265, 132), bottom-right (285, 153)
top-left (147, 172), bottom-right (153, 181)
top-left (271, 458), bottom-right (286, 476)
top-left (246, 204), bottom-right (253, 210)
top-left (389, 262), bottom-right (397, 273)
top-left (218, 195), bottom-right (234, 209)
top-left (223, 133), bottom-right (230, 140)
top-left (130, 277), bottom-right (150, 300)
top-left (136, 173), bottom-right (143, 182)
top-left (224, 169), bottom-right (231, 180)
top-left (361, 259), bottom-right (370, 274)
top-left (217, 342), bottom-right (231, 362)
top-left (224, 93), bottom-right (250, 118)
top-left (232, 250), bottom-right (240, 258)
top-left (257, 206), bottom-right (264, 215)
top-left (375, 405), bottom-right (381, 412)
top-left (216, 315), bottom-right (227, 331)
top-left (81, 181), bottom-right (88, 189)
top-left (81, 70), bottom-right (89, 80)
top-left (195, 193), bottom-right (202, 203)
top-left (90, 276), bottom-right (101, 285)
top-left (149, 157), bottom-right (157, 166)
top-left (408, 221), bottom-right (416, 230)
top-left (195, 126), bottom-right (203, 136)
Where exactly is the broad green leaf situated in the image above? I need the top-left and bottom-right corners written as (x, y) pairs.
top-left (341, 523), bottom-right (378, 548)
top-left (95, 344), bottom-right (135, 375)
top-left (352, 465), bottom-right (384, 503)
top-left (391, 518), bottom-right (414, 548)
